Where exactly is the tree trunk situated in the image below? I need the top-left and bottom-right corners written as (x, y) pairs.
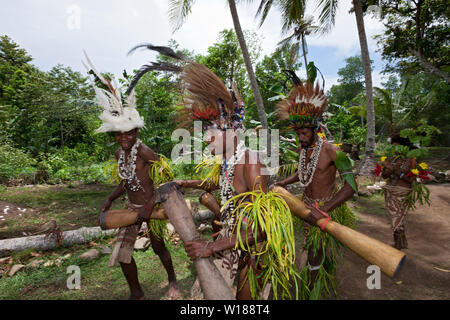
top-left (158, 182), bottom-right (235, 300)
top-left (353, 0), bottom-right (375, 176)
top-left (409, 48), bottom-right (450, 84)
top-left (228, 0), bottom-right (271, 151)
top-left (0, 227), bottom-right (117, 256)
top-left (301, 34), bottom-right (308, 80)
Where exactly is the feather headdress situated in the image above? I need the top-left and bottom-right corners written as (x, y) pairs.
top-left (127, 44), bottom-right (245, 131)
top-left (276, 81), bottom-right (328, 129)
top-left (82, 51), bottom-right (144, 133)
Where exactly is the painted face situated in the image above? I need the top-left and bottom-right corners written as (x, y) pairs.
top-left (115, 129), bottom-right (138, 150)
top-left (296, 127), bottom-right (315, 148)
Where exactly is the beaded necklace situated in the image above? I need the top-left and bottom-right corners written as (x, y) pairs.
top-left (219, 141), bottom-right (246, 223)
top-left (298, 136), bottom-right (324, 188)
top-left (118, 138), bottom-right (145, 192)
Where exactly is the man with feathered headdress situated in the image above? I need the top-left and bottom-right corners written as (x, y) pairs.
top-left (273, 79), bottom-right (358, 299)
top-left (84, 53), bottom-right (180, 300)
top-left (126, 44), bottom-right (326, 300)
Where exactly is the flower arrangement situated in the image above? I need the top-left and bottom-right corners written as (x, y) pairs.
top-left (374, 156), bottom-right (431, 210)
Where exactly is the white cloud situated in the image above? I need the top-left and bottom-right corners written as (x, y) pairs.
top-left (0, 0), bottom-right (385, 82)
top-left (306, 0), bottom-right (385, 56)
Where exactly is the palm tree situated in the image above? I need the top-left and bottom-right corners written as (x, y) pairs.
top-left (256, 0), bottom-right (318, 80)
top-left (168, 0), bottom-right (269, 132)
top-left (257, 0), bottom-right (378, 175)
top-left (318, 0), bottom-right (376, 175)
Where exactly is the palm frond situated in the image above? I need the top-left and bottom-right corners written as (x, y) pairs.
top-left (168, 0), bottom-right (195, 32)
top-left (255, 0), bottom-right (276, 27)
top-left (316, 0), bottom-right (339, 33)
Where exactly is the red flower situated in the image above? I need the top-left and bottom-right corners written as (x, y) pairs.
top-left (418, 170), bottom-right (431, 180)
top-left (405, 171), bottom-right (415, 178)
top-left (374, 163), bottom-right (382, 176)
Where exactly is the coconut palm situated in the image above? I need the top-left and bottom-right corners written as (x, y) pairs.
top-left (168, 0), bottom-right (269, 132)
top-left (256, 0), bottom-right (378, 175)
top-left (318, 0), bottom-right (376, 175)
top-left (256, 0), bottom-right (318, 80)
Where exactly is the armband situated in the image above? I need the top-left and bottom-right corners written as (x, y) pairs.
top-left (335, 151), bottom-right (358, 193)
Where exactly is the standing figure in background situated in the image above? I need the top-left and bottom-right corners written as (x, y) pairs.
top-left (380, 134), bottom-right (416, 249)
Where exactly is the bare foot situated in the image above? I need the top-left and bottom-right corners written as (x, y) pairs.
top-left (168, 282), bottom-right (181, 300)
top-left (128, 291), bottom-right (145, 300)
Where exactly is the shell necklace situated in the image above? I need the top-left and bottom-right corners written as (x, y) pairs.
top-left (118, 138), bottom-right (145, 192)
top-left (298, 136), bottom-right (324, 188)
top-left (219, 141), bottom-right (246, 222)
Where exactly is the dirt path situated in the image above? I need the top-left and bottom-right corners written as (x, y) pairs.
top-left (334, 184), bottom-right (450, 300)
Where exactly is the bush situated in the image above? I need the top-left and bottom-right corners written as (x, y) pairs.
top-left (53, 163), bottom-right (109, 184)
top-left (0, 144), bottom-right (37, 183)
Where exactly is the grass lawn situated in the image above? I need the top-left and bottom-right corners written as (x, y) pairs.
top-left (0, 237), bottom-right (196, 300)
top-left (0, 183), bottom-right (207, 240)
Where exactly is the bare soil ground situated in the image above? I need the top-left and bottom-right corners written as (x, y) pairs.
top-left (333, 184), bottom-right (450, 300)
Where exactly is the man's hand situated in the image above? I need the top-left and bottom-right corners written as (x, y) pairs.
top-left (101, 199), bottom-right (112, 212)
top-left (135, 194), bottom-right (157, 225)
top-left (305, 205), bottom-right (330, 226)
top-left (269, 181), bottom-right (284, 190)
top-left (183, 238), bottom-right (214, 261)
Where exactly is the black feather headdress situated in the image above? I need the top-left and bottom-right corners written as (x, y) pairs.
top-left (127, 43), bottom-right (245, 130)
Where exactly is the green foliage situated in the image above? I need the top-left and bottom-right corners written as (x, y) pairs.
top-left (224, 188), bottom-right (301, 300)
top-left (335, 151), bottom-right (357, 192)
top-left (377, 0), bottom-right (449, 80)
top-left (328, 56), bottom-right (369, 106)
top-left (0, 143), bottom-right (36, 183)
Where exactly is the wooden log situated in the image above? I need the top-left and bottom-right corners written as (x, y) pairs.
top-left (273, 186), bottom-right (406, 278)
top-left (99, 200), bottom-right (192, 230)
top-left (199, 191), bottom-right (222, 234)
top-left (158, 182), bottom-right (235, 300)
top-left (0, 227), bottom-right (117, 256)
top-left (199, 192), bottom-right (221, 215)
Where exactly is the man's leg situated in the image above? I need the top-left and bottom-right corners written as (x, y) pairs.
top-left (307, 242), bottom-right (323, 290)
top-left (236, 255), bottom-right (264, 300)
top-left (148, 230), bottom-right (181, 299)
top-left (236, 263), bottom-right (252, 300)
top-left (119, 257), bottom-right (144, 300)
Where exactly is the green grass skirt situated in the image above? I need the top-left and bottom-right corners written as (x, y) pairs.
top-left (294, 201), bottom-right (356, 300)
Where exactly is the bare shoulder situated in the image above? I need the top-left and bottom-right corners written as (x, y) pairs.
top-left (138, 143), bottom-right (158, 162)
top-left (322, 141), bottom-right (338, 160)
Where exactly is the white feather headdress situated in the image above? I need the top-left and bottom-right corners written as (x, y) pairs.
top-left (83, 51), bottom-right (145, 133)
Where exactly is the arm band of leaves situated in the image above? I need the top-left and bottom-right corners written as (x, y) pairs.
top-left (335, 151), bottom-right (357, 193)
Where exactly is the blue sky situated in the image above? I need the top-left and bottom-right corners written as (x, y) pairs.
top-left (1, 0), bottom-right (388, 90)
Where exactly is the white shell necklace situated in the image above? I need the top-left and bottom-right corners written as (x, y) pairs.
top-left (298, 136), bottom-right (324, 188)
top-left (219, 141), bottom-right (246, 222)
top-left (118, 138), bottom-right (145, 192)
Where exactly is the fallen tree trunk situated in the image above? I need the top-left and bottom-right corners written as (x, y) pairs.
top-left (0, 227), bottom-right (117, 257)
top-left (158, 182), bottom-right (235, 300)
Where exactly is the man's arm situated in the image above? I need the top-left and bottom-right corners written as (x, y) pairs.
top-left (272, 171), bottom-right (299, 188)
top-left (173, 179), bottom-right (219, 192)
top-left (101, 180), bottom-right (126, 212)
top-left (101, 148), bottom-right (126, 212)
top-left (321, 145), bottom-right (357, 213)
